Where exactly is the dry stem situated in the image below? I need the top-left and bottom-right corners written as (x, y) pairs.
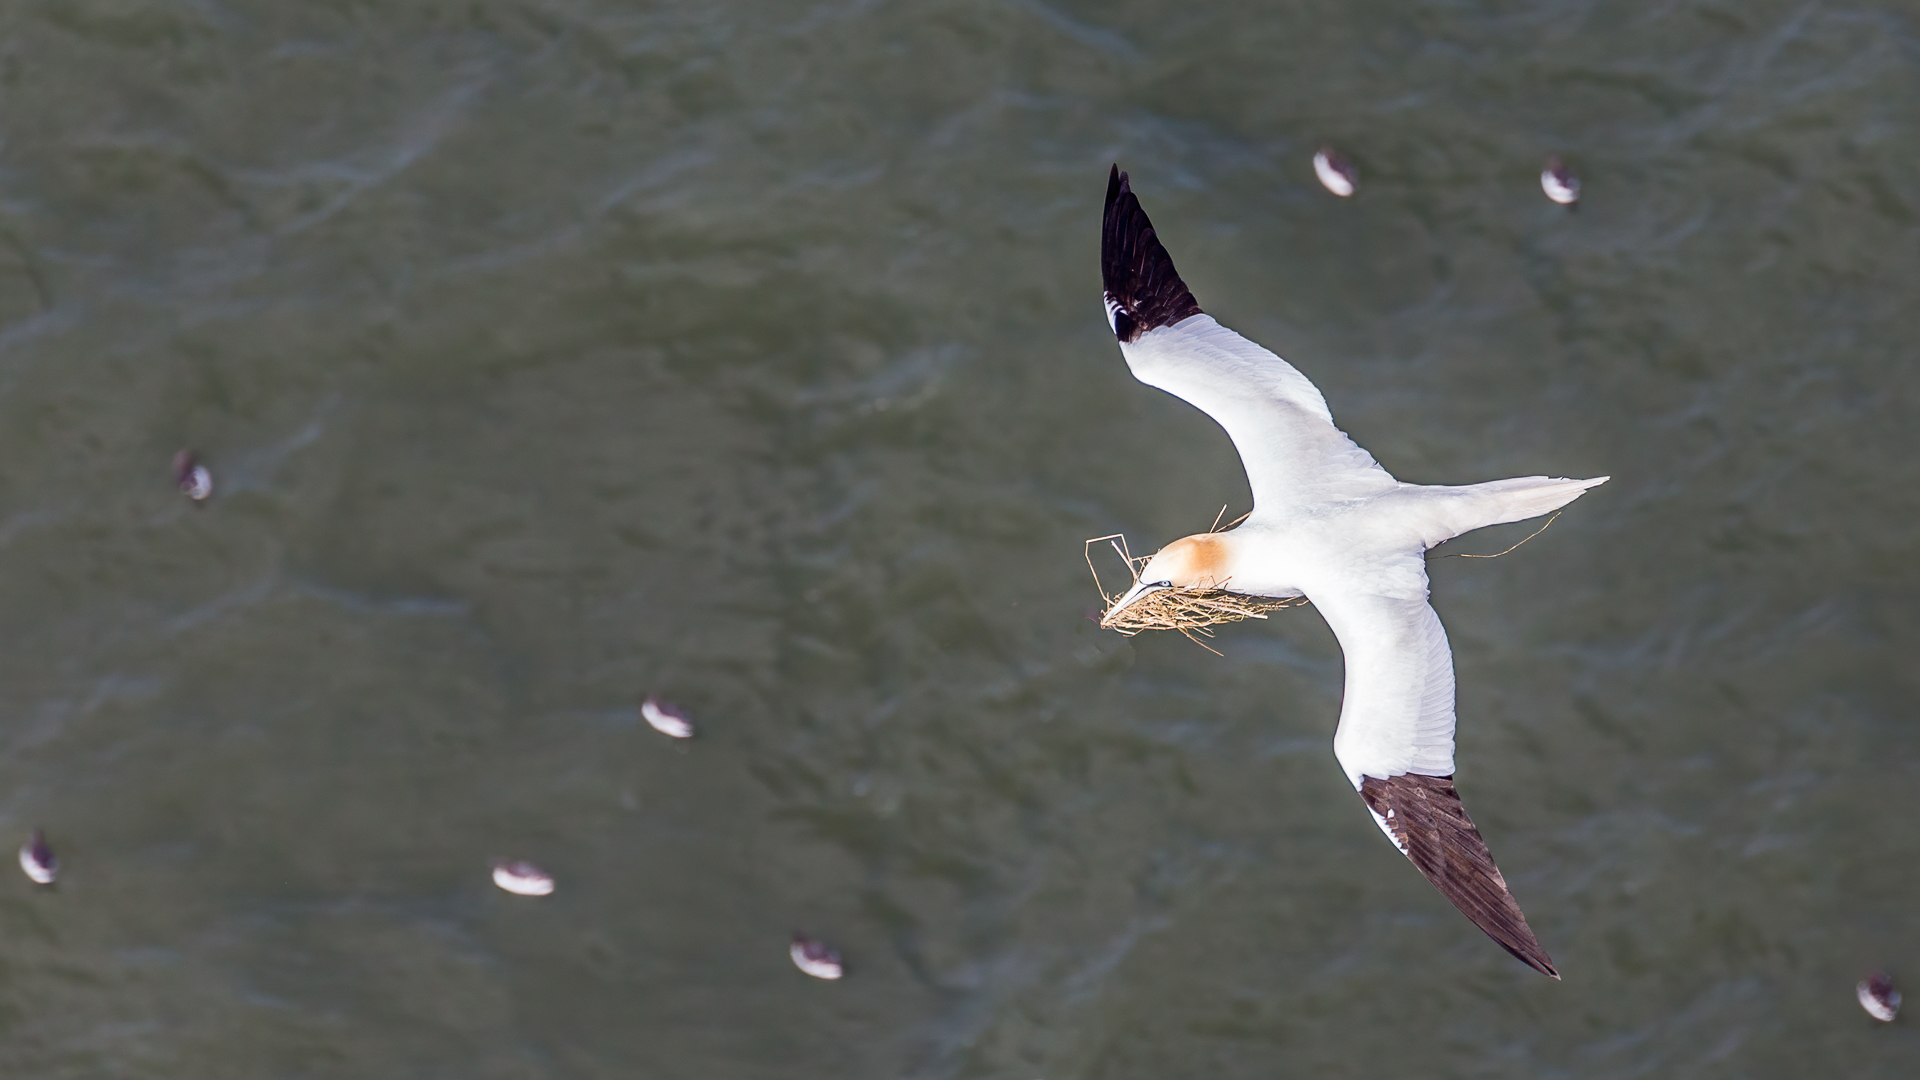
top-left (1084, 533), bottom-right (1304, 654)
top-left (1431, 510), bottom-right (1562, 560)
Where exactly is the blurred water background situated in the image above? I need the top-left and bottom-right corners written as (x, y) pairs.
top-left (2, 0), bottom-right (1918, 1076)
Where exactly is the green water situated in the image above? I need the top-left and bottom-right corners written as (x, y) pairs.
top-left (1, 0), bottom-right (1917, 1076)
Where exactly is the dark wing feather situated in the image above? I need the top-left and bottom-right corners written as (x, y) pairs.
top-left (1102, 165), bottom-right (1203, 343)
top-left (1359, 773), bottom-right (1559, 979)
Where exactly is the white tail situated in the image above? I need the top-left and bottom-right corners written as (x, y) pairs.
top-left (1409, 475), bottom-right (1609, 549)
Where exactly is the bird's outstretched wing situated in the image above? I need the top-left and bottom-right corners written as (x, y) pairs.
top-left (1360, 773), bottom-right (1559, 978)
top-left (1101, 166), bottom-right (1396, 513)
top-left (1311, 584), bottom-right (1558, 978)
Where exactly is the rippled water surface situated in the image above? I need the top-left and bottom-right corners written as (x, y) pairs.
top-left (3, 1), bottom-right (1919, 1076)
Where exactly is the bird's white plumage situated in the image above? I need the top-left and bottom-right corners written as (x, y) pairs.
top-left (492, 861), bottom-right (555, 895)
top-left (1117, 315), bottom-right (1396, 513)
top-left (1111, 314), bottom-right (1605, 790)
top-left (1314, 586), bottom-right (1457, 785)
top-left (1858, 976), bottom-right (1901, 1022)
top-left (1313, 150), bottom-right (1356, 197)
top-left (18, 839), bottom-right (55, 885)
top-left (1541, 161), bottom-right (1580, 205)
top-left (642, 697), bottom-right (695, 738)
top-left (1366, 806), bottom-right (1408, 853)
top-left (790, 938), bottom-right (844, 980)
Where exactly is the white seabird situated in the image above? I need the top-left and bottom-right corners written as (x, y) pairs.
top-left (18, 829), bottom-right (56, 885)
top-left (1313, 147), bottom-right (1357, 197)
top-left (1541, 156), bottom-right (1580, 206)
top-left (1099, 166), bottom-right (1607, 978)
top-left (790, 933), bottom-right (843, 980)
top-left (1858, 972), bottom-right (1901, 1022)
top-left (492, 859), bottom-right (555, 896)
top-left (641, 696), bottom-right (695, 739)
top-left (173, 450), bottom-right (213, 502)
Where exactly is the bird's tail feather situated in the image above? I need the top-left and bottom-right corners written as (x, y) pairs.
top-left (1419, 474), bottom-right (1608, 547)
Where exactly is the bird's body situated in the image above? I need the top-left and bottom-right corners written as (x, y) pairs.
top-left (1312, 147), bottom-right (1358, 197)
top-left (791, 934), bottom-right (844, 980)
top-left (1541, 156), bottom-right (1581, 206)
top-left (492, 859), bottom-right (555, 896)
top-left (18, 829), bottom-right (56, 885)
top-left (1099, 166), bottom-right (1605, 978)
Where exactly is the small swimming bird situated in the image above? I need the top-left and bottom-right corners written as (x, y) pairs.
top-left (641, 696), bottom-right (694, 738)
top-left (1100, 166), bottom-right (1606, 977)
top-left (173, 450), bottom-right (213, 501)
top-left (1858, 972), bottom-right (1901, 1022)
top-left (18, 829), bottom-right (56, 884)
top-left (790, 933), bottom-right (843, 979)
top-left (1541, 156), bottom-right (1580, 207)
top-left (1313, 147), bottom-right (1357, 197)
top-left (491, 859), bottom-right (555, 896)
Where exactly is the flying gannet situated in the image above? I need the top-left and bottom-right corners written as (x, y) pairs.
top-left (1541, 156), bottom-right (1580, 207)
top-left (1098, 165), bottom-right (1606, 978)
top-left (492, 859), bottom-right (556, 896)
top-left (642, 696), bottom-right (695, 739)
top-left (173, 450), bottom-right (213, 502)
top-left (1858, 972), bottom-right (1901, 1022)
top-left (1312, 147), bottom-right (1358, 197)
top-left (790, 933), bottom-right (844, 980)
top-left (18, 829), bottom-right (56, 885)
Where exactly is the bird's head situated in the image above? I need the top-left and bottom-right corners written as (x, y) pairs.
top-left (1107, 532), bottom-right (1232, 616)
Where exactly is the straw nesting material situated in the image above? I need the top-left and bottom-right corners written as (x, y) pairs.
top-left (1098, 584), bottom-right (1303, 637)
top-left (1086, 533), bottom-right (1305, 648)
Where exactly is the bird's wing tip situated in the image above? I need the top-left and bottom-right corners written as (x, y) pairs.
top-left (1099, 168), bottom-right (1202, 342)
top-left (1359, 772), bottom-right (1558, 979)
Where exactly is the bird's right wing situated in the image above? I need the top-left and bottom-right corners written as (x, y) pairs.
top-left (1102, 167), bottom-right (1396, 512)
top-left (1309, 583), bottom-right (1558, 978)
top-left (1359, 772), bottom-right (1559, 979)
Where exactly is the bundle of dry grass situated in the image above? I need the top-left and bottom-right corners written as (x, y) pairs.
top-left (1085, 533), bottom-right (1305, 652)
top-left (1101, 585), bottom-right (1302, 635)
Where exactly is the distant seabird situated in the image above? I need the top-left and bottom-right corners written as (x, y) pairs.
top-left (1099, 166), bottom-right (1606, 977)
top-left (173, 450), bottom-right (213, 501)
top-left (1313, 147), bottom-right (1357, 197)
top-left (790, 933), bottom-right (843, 979)
top-left (1859, 972), bottom-right (1901, 1022)
top-left (1541, 156), bottom-right (1580, 206)
top-left (641, 696), bottom-right (694, 738)
top-left (492, 860), bottom-right (555, 896)
top-left (18, 829), bottom-right (56, 885)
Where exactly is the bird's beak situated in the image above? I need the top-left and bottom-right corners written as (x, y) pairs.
top-left (1104, 578), bottom-right (1170, 621)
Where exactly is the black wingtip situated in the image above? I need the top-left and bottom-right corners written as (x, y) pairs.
top-left (1100, 165), bottom-right (1202, 344)
top-left (1359, 773), bottom-right (1560, 979)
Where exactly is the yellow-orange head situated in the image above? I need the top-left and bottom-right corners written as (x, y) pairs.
top-left (1137, 533), bottom-right (1231, 590)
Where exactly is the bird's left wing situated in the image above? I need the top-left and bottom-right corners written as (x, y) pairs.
top-left (1310, 584), bottom-right (1559, 978)
top-left (1101, 166), bottom-right (1396, 512)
